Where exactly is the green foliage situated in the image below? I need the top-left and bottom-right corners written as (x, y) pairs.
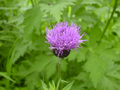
top-left (40, 0), bottom-right (76, 21)
top-left (62, 81), bottom-right (74, 90)
top-left (23, 5), bottom-right (42, 37)
top-left (0, 0), bottom-right (120, 90)
top-left (0, 72), bottom-right (15, 82)
top-left (41, 80), bottom-right (74, 90)
top-left (85, 50), bottom-right (109, 87)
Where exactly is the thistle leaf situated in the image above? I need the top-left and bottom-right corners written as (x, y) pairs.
top-left (85, 51), bottom-right (109, 87)
top-left (23, 5), bottom-right (42, 37)
top-left (40, 0), bottom-right (76, 21)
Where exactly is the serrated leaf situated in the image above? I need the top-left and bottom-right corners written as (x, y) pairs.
top-left (31, 34), bottom-right (49, 51)
top-left (45, 57), bottom-right (57, 79)
top-left (76, 48), bottom-right (88, 62)
top-left (85, 51), bottom-right (109, 87)
top-left (40, 0), bottom-right (76, 21)
top-left (94, 6), bottom-right (109, 18)
top-left (23, 5), bottom-right (42, 37)
top-left (93, 41), bottom-right (119, 61)
top-left (62, 81), bottom-right (74, 90)
top-left (95, 48), bottom-right (120, 61)
top-left (112, 17), bottom-right (120, 37)
top-left (67, 50), bottom-right (77, 61)
top-left (24, 55), bottom-right (55, 77)
top-left (107, 65), bottom-right (120, 79)
top-left (75, 72), bottom-right (89, 81)
top-left (11, 40), bottom-right (31, 64)
top-left (71, 4), bottom-right (85, 16)
top-left (0, 72), bottom-right (15, 83)
top-left (25, 72), bottom-right (41, 89)
top-left (8, 14), bottom-right (24, 25)
top-left (108, 72), bottom-right (120, 79)
top-left (81, 0), bottom-right (103, 6)
top-left (98, 76), bottom-right (120, 90)
top-left (80, 11), bottom-right (98, 23)
top-left (94, 40), bottom-right (113, 50)
top-left (89, 26), bottom-right (102, 47)
top-left (78, 11), bottom-right (98, 28)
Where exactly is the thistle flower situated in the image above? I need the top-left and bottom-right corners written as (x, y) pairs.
top-left (45, 22), bottom-right (86, 58)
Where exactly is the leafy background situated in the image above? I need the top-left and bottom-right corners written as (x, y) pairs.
top-left (0, 0), bottom-right (120, 90)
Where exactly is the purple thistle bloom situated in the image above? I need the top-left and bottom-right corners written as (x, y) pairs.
top-left (45, 22), bottom-right (86, 58)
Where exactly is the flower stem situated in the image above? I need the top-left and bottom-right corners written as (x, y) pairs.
top-left (58, 58), bottom-right (61, 90)
top-left (98, 0), bottom-right (118, 44)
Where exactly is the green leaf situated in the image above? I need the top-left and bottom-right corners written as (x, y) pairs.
top-left (0, 86), bottom-right (5, 90)
top-left (23, 5), bottom-right (42, 37)
top-left (94, 40), bottom-right (113, 50)
top-left (11, 40), bottom-right (31, 64)
top-left (85, 51), bottom-right (109, 87)
top-left (107, 65), bottom-right (120, 79)
top-left (80, 11), bottom-right (98, 23)
top-left (76, 48), bottom-right (88, 62)
top-left (31, 34), bottom-right (49, 51)
top-left (56, 78), bottom-right (61, 90)
top-left (8, 14), bottom-right (24, 25)
top-left (98, 76), bottom-right (120, 90)
top-left (24, 55), bottom-right (55, 77)
top-left (75, 72), bottom-right (89, 81)
top-left (0, 44), bottom-right (10, 57)
top-left (98, 65), bottom-right (120, 90)
top-left (97, 49), bottom-right (120, 61)
top-left (116, 5), bottom-right (120, 12)
top-left (0, 72), bottom-right (15, 83)
top-left (49, 80), bottom-right (56, 90)
top-left (81, 0), bottom-right (103, 6)
top-left (112, 17), bottom-right (120, 37)
top-left (71, 4), bottom-right (85, 16)
top-left (62, 81), bottom-right (74, 90)
top-left (41, 80), bottom-right (49, 90)
top-left (0, 7), bottom-right (17, 10)
top-left (94, 6), bottom-right (109, 18)
top-left (67, 49), bottom-right (77, 61)
top-left (93, 41), bottom-right (120, 61)
top-left (45, 57), bottom-right (57, 79)
top-left (89, 26), bottom-right (102, 47)
top-left (25, 72), bottom-right (41, 89)
top-left (40, 0), bottom-right (76, 21)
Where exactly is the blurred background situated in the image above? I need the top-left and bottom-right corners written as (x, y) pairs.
top-left (0, 0), bottom-right (120, 90)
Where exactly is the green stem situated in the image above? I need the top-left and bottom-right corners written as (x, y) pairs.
top-left (31, 0), bottom-right (34, 7)
top-left (98, 0), bottom-right (117, 44)
top-left (58, 58), bottom-right (61, 90)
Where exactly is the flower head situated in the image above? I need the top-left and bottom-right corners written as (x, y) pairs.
top-left (46, 22), bottom-right (86, 58)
